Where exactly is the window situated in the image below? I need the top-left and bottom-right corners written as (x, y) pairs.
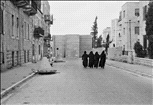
top-left (0, 7), bottom-right (3, 34)
top-left (119, 11), bottom-right (122, 21)
top-left (123, 28), bottom-right (125, 35)
top-left (119, 33), bottom-right (121, 37)
top-left (143, 5), bottom-right (147, 20)
top-left (135, 27), bottom-right (139, 35)
top-left (28, 24), bottom-right (29, 40)
top-left (135, 8), bottom-right (139, 16)
top-left (24, 22), bottom-right (26, 39)
top-left (12, 15), bottom-right (14, 36)
top-left (39, 45), bottom-right (41, 54)
top-left (16, 17), bottom-right (19, 38)
top-left (123, 10), bottom-right (125, 18)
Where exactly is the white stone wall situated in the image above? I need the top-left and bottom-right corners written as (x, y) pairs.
top-left (65, 35), bottom-right (80, 58)
top-left (79, 35), bottom-right (92, 57)
top-left (134, 57), bottom-right (153, 67)
top-left (53, 35), bottom-right (92, 58)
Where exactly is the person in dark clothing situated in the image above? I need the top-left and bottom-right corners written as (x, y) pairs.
top-left (94, 52), bottom-right (100, 68)
top-left (99, 50), bottom-right (106, 69)
top-left (82, 51), bottom-right (88, 68)
top-left (88, 51), bottom-right (94, 68)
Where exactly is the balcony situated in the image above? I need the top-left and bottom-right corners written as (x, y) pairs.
top-left (34, 26), bottom-right (44, 38)
top-left (44, 14), bottom-right (53, 25)
top-left (10, 0), bottom-right (40, 16)
top-left (44, 15), bottom-right (50, 22)
top-left (44, 33), bottom-right (51, 40)
top-left (23, 0), bottom-right (38, 16)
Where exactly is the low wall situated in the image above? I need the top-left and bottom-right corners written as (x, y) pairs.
top-left (108, 47), bottom-right (153, 67)
top-left (134, 57), bottom-right (153, 67)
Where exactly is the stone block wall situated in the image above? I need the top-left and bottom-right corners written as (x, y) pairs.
top-left (79, 35), bottom-right (92, 57)
top-left (52, 35), bottom-right (65, 58)
top-left (134, 57), bottom-right (153, 67)
top-left (66, 35), bottom-right (80, 58)
top-left (53, 35), bottom-right (92, 58)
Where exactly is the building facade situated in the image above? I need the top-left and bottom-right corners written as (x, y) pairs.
top-left (102, 27), bottom-right (111, 44)
top-left (52, 35), bottom-right (92, 58)
top-left (0, 0), bottom-right (50, 72)
top-left (110, 19), bottom-right (122, 47)
top-left (118, 2), bottom-right (140, 52)
top-left (41, 1), bottom-right (53, 57)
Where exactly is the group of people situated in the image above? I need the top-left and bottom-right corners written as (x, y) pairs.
top-left (82, 50), bottom-right (106, 69)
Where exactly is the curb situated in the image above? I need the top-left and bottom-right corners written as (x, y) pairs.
top-left (0, 72), bottom-right (36, 99)
top-left (106, 63), bottom-right (153, 78)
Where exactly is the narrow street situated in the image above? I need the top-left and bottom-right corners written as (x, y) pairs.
top-left (2, 58), bottom-right (152, 105)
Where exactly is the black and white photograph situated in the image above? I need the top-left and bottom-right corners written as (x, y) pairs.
top-left (0, 0), bottom-right (153, 104)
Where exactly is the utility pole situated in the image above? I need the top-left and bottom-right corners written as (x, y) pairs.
top-left (125, 20), bottom-right (136, 64)
top-left (129, 20), bottom-right (133, 63)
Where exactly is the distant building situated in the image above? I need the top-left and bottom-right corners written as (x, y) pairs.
top-left (118, 2), bottom-right (140, 51)
top-left (102, 27), bottom-right (111, 44)
top-left (110, 19), bottom-right (122, 47)
top-left (52, 35), bottom-right (92, 58)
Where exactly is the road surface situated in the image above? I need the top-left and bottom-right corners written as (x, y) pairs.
top-left (2, 58), bottom-right (152, 105)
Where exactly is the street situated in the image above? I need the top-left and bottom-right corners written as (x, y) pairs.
top-left (2, 58), bottom-right (152, 105)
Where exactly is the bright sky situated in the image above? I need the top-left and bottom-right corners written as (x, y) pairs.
top-left (49, 1), bottom-right (132, 36)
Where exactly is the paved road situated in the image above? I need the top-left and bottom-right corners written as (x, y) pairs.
top-left (2, 58), bottom-right (152, 105)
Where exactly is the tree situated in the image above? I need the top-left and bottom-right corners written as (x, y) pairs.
top-left (134, 40), bottom-right (146, 58)
top-left (105, 34), bottom-right (113, 54)
top-left (97, 35), bottom-right (102, 47)
top-left (145, 1), bottom-right (153, 59)
top-left (91, 16), bottom-right (98, 48)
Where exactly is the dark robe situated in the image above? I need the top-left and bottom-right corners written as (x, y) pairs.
top-left (99, 51), bottom-right (106, 68)
top-left (82, 53), bottom-right (88, 68)
top-left (88, 52), bottom-right (94, 68)
top-left (94, 52), bottom-right (100, 68)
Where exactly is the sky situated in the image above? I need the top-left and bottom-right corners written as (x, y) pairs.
top-left (49, 1), bottom-right (134, 36)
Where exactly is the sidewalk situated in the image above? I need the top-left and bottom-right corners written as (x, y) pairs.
top-left (1, 61), bottom-right (42, 93)
top-left (106, 59), bottom-right (153, 78)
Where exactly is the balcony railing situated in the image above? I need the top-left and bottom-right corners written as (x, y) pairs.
top-left (44, 14), bottom-right (53, 25)
top-left (23, 0), bottom-right (37, 16)
top-left (44, 15), bottom-right (50, 22)
top-left (10, 0), bottom-right (39, 16)
top-left (44, 33), bottom-right (51, 40)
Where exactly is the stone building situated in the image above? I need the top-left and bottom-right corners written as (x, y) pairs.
top-left (118, 2), bottom-right (140, 52)
top-left (0, 0), bottom-right (50, 71)
top-left (110, 19), bottom-right (122, 47)
top-left (41, 1), bottom-right (53, 57)
top-left (102, 27), bottom-right (111, 43)
top-left (52, 35), bottom-right (92, 58)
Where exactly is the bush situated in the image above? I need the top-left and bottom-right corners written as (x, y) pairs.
top-left (134, 41), bottom-right (146, 58)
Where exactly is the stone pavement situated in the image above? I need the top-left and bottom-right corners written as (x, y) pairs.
top-left (106, 59), bottom-right (153, 78)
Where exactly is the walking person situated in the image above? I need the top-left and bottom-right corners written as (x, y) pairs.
top-left (94, 52), bottom-right (100, 68)
top-left (99, 50), bottom-right (106, 69)
top-left (88, 51), bottom-right (94, 68)
top-left (82, 51), bottom-right (88, 68)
